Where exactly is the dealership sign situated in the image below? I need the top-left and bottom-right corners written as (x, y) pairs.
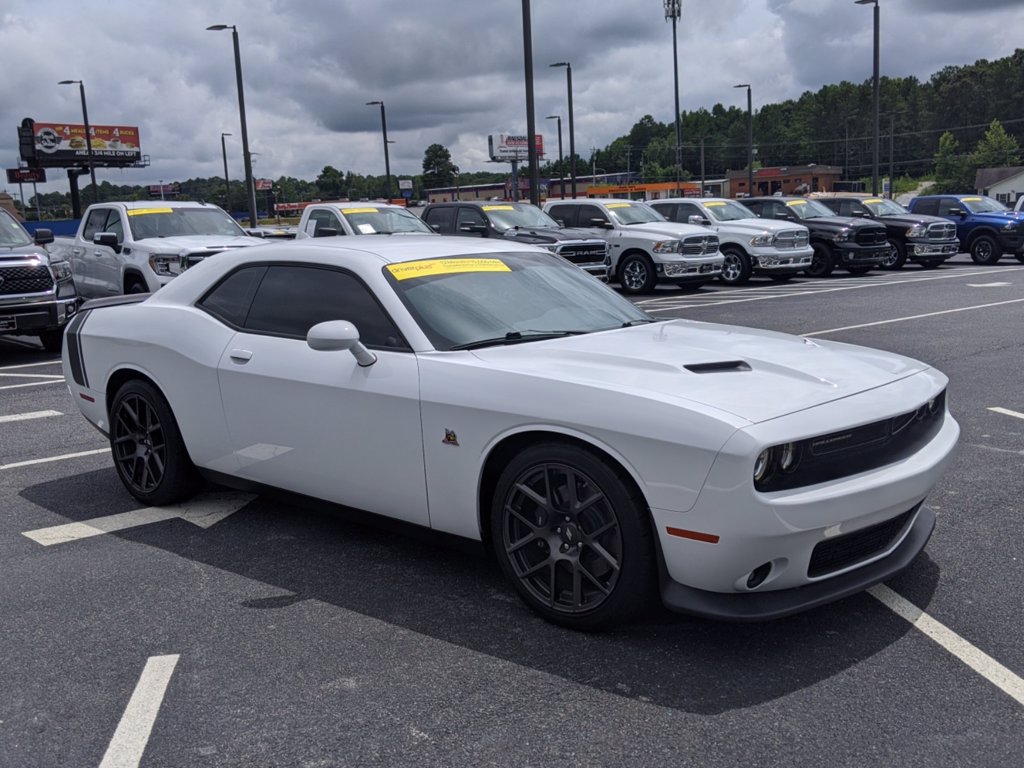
top-left (489, 134), bottom-right (545, 161)
top-left (6, 168), bottom-right (47, 183)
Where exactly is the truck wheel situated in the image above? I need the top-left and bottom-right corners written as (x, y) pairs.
top-left (881, 240), bottom-right (906, 270)
top-left (39, 329), bottom-right (64, 353)
top-left (125, 276), bottom-right (148, 294)
top-left (806, 243), bottom-right (835, 278)
top-left (969, 235), bottom-right (1002, 265)
top-left (618, 254), bottom-right (656, 294)
top-left (1015, 254), bottom-right (1024, 264)
top-left (718, 246), bottom-right (752, 285)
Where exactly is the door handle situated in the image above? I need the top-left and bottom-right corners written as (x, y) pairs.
top-left (229, 349), bottom-right (253, 362)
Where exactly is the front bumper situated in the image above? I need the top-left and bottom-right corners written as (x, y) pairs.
top-left (996, 232), bottom-right (1024, 253)
top-left (836, 243), bottom-right (889, 266)
top-left (0, 295), bottom-right (78, 334)
top-left (907, 240), bottom-right (959, 261)
top-left (751, 246), bottom-right (813, 274)
top-left (658, 254), bottom-right (725, 283)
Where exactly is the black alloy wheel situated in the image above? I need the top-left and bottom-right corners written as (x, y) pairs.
top-left (110, 379), bottom-right (203, 505)
top-left (491, 443), bottom-right (655, 629)
top-left (618, 253), bottom-right (657, 294)
top-left (881, 239), bottom-right (906, 270)
top-left (806, 243), bottom-right (835, 278)
top-left (969, 235), bottom-right (1002, 265)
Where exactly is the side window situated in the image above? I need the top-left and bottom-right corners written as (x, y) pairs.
top-left (82, 208), bottom-right (111, 241)
top-left (456, 207), bottom-right (487, 232)
top-left (943, 198), bottom-right (964, 215)
top-left (546, 205), bottom-right (576, 227)
top-left (912, 198), bottom-right (937, 216)
top-left (576, 204), bottom-right (607, 226)
top-left (422, 207), bottom-right (454, 233)
top-left (650, 203), bottom-right (674, 221)
top-left (307, 209), bottom-right (343, 237)
top-left (105, 212), bottom-right (125, 243)
top-left (244, 265), bottom-right (406, 349)
top-left (197, 266), bottom-right (267, 327)
top-left (744, 201), bottom-right (763, 216)
top-left (675, 202), bottom-right (702, 222)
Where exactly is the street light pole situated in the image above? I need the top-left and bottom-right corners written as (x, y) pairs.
top-left (734, 83), bottom-right (753, 196)
top-left (221, 132), bottom-right (232, 211)
top-left (665, 0), bottom-right (682, 191)
top-left (550, 62), bottom-right (576, 197)
top-left (58, 80), bottom-right (98, 204)
top-left (365, 101), bottom-right (392, 202)
top-left (546, 115), bottom-right (563, 198)
top-left (856, 0), bottom-right (880, 195)
top-left (207, 24), bottom-right (259, 226)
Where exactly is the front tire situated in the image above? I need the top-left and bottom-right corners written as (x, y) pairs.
top-left (969, 235), bottom-right (1002, 265)
top-left (617, 253), bottom-right (657, 294)
top-left (719, 247), bottom-right (752, 285)
top-left (109, 379), bottom-right (203, 505)
top-left (39, 329), bottom-right (64, 353)
top-left (806, 243), bottom-right (835, 278)
top-left (881, 239), bottom-right (906, 270)
top-left (490, 442), bottom-right (655, 630)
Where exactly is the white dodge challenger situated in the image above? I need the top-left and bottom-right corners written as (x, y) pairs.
top-left (62, 235), bottom-right (959, 629)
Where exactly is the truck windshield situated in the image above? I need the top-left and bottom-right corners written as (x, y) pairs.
top-left (128, 207), bottom-right (248, 240)
top-left (0, 209), bottom-right (33, 247)
top-left (483, 204), bottom-right (560, 231)
top-left (960, 197), bottom-right (1009, 214)
top-left (863, 198), bottom-right (908, 216)
top-left (606, 203), bottom-right (665, 225)
top-left (339, 206), bottom-right (433, 234)
top-left (703, 200), bottom-right (757, 221)
top-left (784, 199), bottom-right (835, 219)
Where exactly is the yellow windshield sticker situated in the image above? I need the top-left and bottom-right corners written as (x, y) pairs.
top-left (340, 207), bottom-right (378, 214)
top-left (606, 203), bottom-right (632, 208)
top-left (387, 258), bottom-right (511, 281)
top-left (962, 197), bottom-right (982, 202)
top-left (127, 208), bottom-right (174, 216)
top-left (482, 205), bottom-right (515, 211)
top-left (704, 201), bottom-right (726, 206)
top-left (865, 198), bottom-right (883, 204)
top-left (785, 200), bottom-right (807, 207)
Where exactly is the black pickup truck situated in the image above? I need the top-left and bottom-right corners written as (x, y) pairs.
top-left (816, 196), bottom-right (958, 270)
top-left (743, 196), bottom-right (889, 277)
top-left (0, 208), bottom-right (77, 352)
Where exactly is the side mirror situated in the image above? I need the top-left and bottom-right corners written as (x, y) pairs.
top-left (458, 222), bottom-right (488, 235)
top-left (688, 215), bottom-right (711, 226)
top-left (314, 227), bottom-right (338, 238)
top-left (34, 228), bottom-right (54, 245)
top-left (94, 232), bottom-right (122, 252)
top-left (588, 217), bottom-right (612, 228)
top-left (306, 320), bottom-right (377, 367)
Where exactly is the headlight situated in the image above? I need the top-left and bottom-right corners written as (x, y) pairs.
top-left (541, 244), bottom-right (560, 253)
top-left (148, 255), bottom-right (178, 276)
top-left (753, 449), bottom-right (773, 482)
top-left (652, 240), bottom-right (680, 254)
top-left (749, 234), bottom-right (773, 247)
top-left (753, 442), bottom-right (799, 486)
top-left (833, 229), bottom-right (852, 243)
top-left (1002, 221), bottom-right (1018, 231)
top-left (49, 260), bottom-right (73, 281)
top-left (906, 224), bottom-right (928, 238)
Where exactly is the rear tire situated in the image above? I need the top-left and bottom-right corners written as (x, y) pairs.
top-left (969, 235), bottom-right (1002, 265)
top-left (806, 243), bottom-right (835, 278)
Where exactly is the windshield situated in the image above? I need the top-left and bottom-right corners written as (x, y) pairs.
top-left (0, 209), bottom-right (33, 247)
top-left (784, 199), bottom-right (835, 219)
top-left (339, 206), bottom-right (433, 234)
top-left (605, 202), bottom-right (666, 225)
top-left (127, 207), bottom-right (248, 239)
top-left (862, 198), bottom-right (908, 216)
top-left (385, 251), bottom-right (654, 351)
top-left (483, 203), bottom-right (560, 231)
top-left (960, 196), bottom-right (1009, 214)
top-left (703, 200), bottom-right (757, 222)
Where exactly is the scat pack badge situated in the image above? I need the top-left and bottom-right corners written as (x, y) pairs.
top-left (442, 429), bottom-right (460, 447)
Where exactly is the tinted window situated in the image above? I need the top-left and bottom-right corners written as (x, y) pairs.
top-left (576, 204), bottom-right (608, 226)
top-left (307, 209), bottom-right (342, 237)
top-left (456, 207), bottom-right (487, 232)
top-left (912, 198), bottom-right (938, 216)
top-left (244, 265), bottom-right (406, 349)
top-left (82, 208), bottom-right (112, 241)
top-left (649, 203), bottom-right (674, 220)
top-left (423, 206), bottom-right (455, 233)
top-left (198, 266), bottom-right (266, 327)
top-left (676, 202), bottom-right (703, 222)
top-left (546, 205), bottom-right (576, 227)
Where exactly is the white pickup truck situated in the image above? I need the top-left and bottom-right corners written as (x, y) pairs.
top-left (49, 201), bottom-right (266, 299)
top-left (296, 201), bottom-right (435, 238)
top-left (543, 198), bottom-right (723, 293)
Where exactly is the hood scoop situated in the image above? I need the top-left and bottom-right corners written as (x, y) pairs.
top-left (684, 360), bottom-right (752, 374)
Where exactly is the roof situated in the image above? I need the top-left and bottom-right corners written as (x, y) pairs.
top-left (974, 166), bottom-right (1024, 191)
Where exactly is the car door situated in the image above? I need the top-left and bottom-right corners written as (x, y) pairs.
top-left (213, 264), bottom-right (429, 525)
top-left (75, 207), bottom-right (121, 298)
top-left (545, 204), bottom-right (578, 228)
top-left (455, 206), bottom-right (488, 236)
top-left (422, 205), bottom-right (455, 234)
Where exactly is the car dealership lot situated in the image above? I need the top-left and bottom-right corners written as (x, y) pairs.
top-left (1, 255), bottom-right (1022, 767)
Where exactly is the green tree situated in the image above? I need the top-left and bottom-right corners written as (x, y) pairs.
top-left (422, 144), bottom-right (457, 189)
top-left (932, 131), bottom-right (972, 193)
top-left (315, 166), bottom-right (346, 200)
top-left (971, 118), bottom-right (1021, 170)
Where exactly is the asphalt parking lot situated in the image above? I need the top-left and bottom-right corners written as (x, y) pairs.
top-left (2, 254), bottom-right (1022, 767)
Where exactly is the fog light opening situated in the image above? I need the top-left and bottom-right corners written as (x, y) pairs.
top-left (746, 562), bottom-right (772, 589)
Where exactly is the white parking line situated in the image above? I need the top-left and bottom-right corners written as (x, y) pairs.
top-left (988, 406), bottom-right (1024, 422)
top-left (0, 447), bottom-right (109, 470)
top-left (0, 380), bottom-right (65, 391)
top-left (869, 585), bottom-right (1024, 707)
top-left (803, 298), bottom-right (1024, 337)
top-left (0, 360), bottom-right (63, 371)
top-left (0, 410), bottom-right (63, 424)
top-left (99, 654), bottom-right (180, 768)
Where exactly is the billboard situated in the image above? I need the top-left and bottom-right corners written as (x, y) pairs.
top-left (255, 178), bottom-right (273, 191)
top-left (488, 134), bottom-right (544, 161)
top-left (6, 168), bottom-right (47, 183)
top-left (20, 118), bottom-right (143, 168)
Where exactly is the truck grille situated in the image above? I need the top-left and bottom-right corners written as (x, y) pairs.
top-left (0, 264), bottom-right (54, 295)
top-left (680, 235), bottom-right (719, 256)
top-left (773, 229), bottom-right (809, 249)
top-left (555, 242), bottom-right (608, 265)
top-left (855, 228), bottom-right (887, 247)
top-left (808, 507), bottom-right (916, 578)
top-left (926, 222), bottom-right (957, 241)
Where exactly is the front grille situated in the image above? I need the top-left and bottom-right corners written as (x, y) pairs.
top-left (556, 242), bottom-right (608, 264)
top-left (855, 227), bottom-right (887, 247)
top-left (808, 507), bottom-right (917, 578)
top-left (774, 229), bottom-right (809, 249)
top-left (0, 264), bottom-right (54, 295)
top-left (926, 222), bottom-right (957, 241)
top-left (680, 235), bottom-right (719, 256)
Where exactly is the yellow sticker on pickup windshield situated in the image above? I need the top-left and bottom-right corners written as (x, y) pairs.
top-left (785, 200), bottom-right (807, 207)
top-left (962, 197), bottom-right (982, 202)
top-left (606, 203), bottom-right (632, 208)
top-left (387, 258), bottom-right (511, 281)
top-left (704, 201), bottom-right (726, 206)
top-left (865, 198), bottom-right (883, 204)
top-left (127, 208), bottom-right (173, 216)
top-left (482, 205), bottom-right (515, 211)
top-left (340, 208), bottom-right (378, 214)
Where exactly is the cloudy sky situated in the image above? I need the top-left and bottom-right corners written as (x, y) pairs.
top-left (3, 0), bottom-right (1023, 197)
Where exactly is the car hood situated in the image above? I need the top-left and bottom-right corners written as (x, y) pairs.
top-left (969, 211), bottom-right (1024, 225)
top-left (469, 320), bottom-right (928, 424)
top-left (878, 213), bottom-right (949, 227)
top-left (500, 226), bottom-right (604, 244)
top-left (714, 218), bottom-right (804, 235)
top-left (623, 222), bottom-right (709, 238)
top-left (800, 217), bottom-right (885, 235)
top-left (137, 235), bottom-right (268, 252)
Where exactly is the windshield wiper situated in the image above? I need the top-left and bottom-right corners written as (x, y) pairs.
top-left (621, 319), bottom-right (660, 327)
top-left (450, 330), bottom-right (586, 351)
